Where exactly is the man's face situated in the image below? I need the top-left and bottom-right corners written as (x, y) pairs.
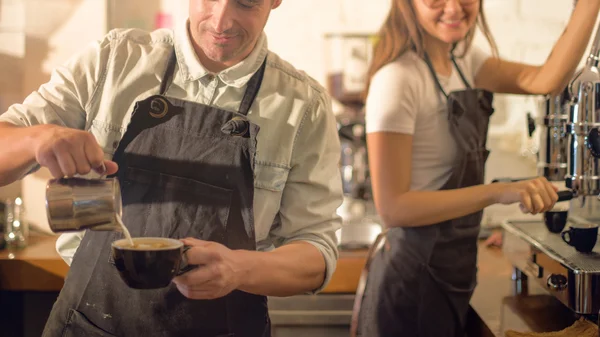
top-left (189, 0), bottom-right (281, 72)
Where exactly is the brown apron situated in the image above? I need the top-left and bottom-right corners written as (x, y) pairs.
top-left (351, 52), bottom-right (494, 337)
top-left (42, 49), bottom-right (271, 337)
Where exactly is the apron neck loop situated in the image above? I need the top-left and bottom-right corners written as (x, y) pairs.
top-left (159, 49), bottom-right (178, 96)
top-left (238, 59), bottom-right (267, 116)
top-left (451, 55), bottom-right (472, 90)
top-left (158, 48), bottom-right (267, 117)
top-left (423, 50), bottom-right (473, 99)
top-left (449, 42), bottom-right (472, 89)
top-left (423, 52), bottom-right (449, 99)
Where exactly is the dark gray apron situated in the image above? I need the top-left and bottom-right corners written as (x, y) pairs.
top-left (352, 53), bottom-right (494, 337)
top-left (42, 50), bottom-right (271, 337)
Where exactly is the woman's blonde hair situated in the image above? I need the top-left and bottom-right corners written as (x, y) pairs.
top-left (365, 0), bottom-right (498, 96)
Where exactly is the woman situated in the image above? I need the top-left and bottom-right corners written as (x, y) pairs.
top-left (353, 0), bottom-right (600, 336)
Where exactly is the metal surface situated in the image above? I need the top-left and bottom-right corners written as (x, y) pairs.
top-left (536, 94), bottom-right (570, 181)
top-left (566, 81), bottom-right (600, 196)
top-left (511, 267), bottom-right (529, 296)
top-left (336, 111), bottom-right (382, 250)
top-left (338, 114), bottom-right (370, 200)
top-left (568, 22), bottom-right (600, 98)
top-left (269, 294), bottom-right (353, 337)
top-left (336, 197), bottom-right (382, 250)
top-left (502, 219), bottom-right (600, 314)
top-left (45, 177), bottom-right (122, 232)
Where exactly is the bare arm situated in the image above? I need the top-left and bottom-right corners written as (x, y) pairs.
top-left (475, 0), bottom-right (600, 95)
top-left (0, 122), bottom-right (117, 186)
top-left (368, 132), bottom-right (558, 228)
top-left (0, 122), bottom-right (42, 186)
top-left (174, 239), bottom-right (326, 299)
top-left (236, 242), bottom-right (325, 296)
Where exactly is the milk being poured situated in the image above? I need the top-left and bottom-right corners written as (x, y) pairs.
top-left (116, 214), bottom-right (134, 247)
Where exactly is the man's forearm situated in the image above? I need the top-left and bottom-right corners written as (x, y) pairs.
top-left (0, 122), bottom-right (40, 186)
top-left (235, 241), bottom-right (326, 297)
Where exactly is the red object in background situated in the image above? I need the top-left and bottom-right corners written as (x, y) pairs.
top-left (155, 12), bottom-right (173, 29)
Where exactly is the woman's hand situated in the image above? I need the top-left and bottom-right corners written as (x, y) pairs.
top-left (493, 177), bottom-right (559, 214)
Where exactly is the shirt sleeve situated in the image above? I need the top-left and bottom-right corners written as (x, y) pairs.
top-left (269, 89), bottom-right (344, 294)
top-left (56, 232), bottom-right (86, 266)
top-left (0, 35), bottom-right (112, 263)
top-left (0, 35), bottom-right (110, 129)
top-left (365, 61), bottom-right (420, 135)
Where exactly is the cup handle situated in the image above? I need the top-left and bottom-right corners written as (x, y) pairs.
top-left (561, 231), bottom-right (572, 245)
top-left (177, 245), bottom-right (198, 276)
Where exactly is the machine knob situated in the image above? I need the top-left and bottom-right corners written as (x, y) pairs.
top-left (547, 274), bottom-right (568, 291)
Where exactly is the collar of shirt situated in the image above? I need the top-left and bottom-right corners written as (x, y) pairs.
top-left (173, 19), bottom-right (268, 88)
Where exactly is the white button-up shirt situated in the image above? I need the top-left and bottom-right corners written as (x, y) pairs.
top-left (0, 20), bottom-right (343, 292)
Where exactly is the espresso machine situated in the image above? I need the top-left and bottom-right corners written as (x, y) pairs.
top-left (502, 21), bottom-right (600, 316)
top-left (324, 32), bottom-right (382, 250)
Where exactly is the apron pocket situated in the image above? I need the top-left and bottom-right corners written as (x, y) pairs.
top-left (119, 166), bottom-right (233, 240)
top-left (61, 309), bottom-right (117, 337)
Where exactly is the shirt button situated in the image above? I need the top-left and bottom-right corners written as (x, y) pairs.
top-left (206, 74), bottom-right (215, 82)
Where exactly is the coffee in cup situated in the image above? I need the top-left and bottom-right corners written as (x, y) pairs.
top-left (111, 237), bottom-right (195, 289)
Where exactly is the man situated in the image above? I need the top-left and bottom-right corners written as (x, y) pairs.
top-left (0, 0), bottom-right (343, 336)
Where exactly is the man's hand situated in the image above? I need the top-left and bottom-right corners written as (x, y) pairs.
top-left (33, 124), bottom-right (118, 178)
top-left (172, 238), bottom-right (245, 300)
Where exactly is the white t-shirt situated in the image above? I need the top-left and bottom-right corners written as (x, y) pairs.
top-left (365, 47), bottom-right (489, 191)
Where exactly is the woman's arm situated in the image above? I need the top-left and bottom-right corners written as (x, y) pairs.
top-left (474, 0), bottom-right (600, 95)
top-left (368, 131), bottom-right (558, 228)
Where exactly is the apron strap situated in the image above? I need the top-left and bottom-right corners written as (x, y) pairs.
top-left (423, 52), bottom-right (473, 98)
top-left (423, 52), bottom-right (449, 99)
top-left (158, 50), bottom-right (266, 117)
top-left (451, 56), bottom-right (472, 89)
top-left (238, 59), bottom-right (267, 116)
top-left (159, 49), bottom-right (178, 96)
top-left (350, 229), bottom-right (389, 337)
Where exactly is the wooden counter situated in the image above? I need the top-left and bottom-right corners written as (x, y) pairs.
top-left (0, 232), bottom-right (590, 336)
top-left (0, 234), bottom-right (67, 291)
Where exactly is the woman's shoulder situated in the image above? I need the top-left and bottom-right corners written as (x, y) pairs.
top-left (371, 51), bottom-right (431, 90)
top-left (377, 51), bottom-right (427, 77)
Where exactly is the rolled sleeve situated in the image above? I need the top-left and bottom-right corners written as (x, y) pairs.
top-left (272, 91), bottom-right (344, 293)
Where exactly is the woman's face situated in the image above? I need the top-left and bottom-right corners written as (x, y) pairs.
top-left (411, 0), bottom-right (480, 45)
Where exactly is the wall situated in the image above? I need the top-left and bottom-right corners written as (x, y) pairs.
top-left (265, 0), bottom-right (584, 149)
top-left (0, 0), bottom-right (598, 230)
top-left (0, 0), bottom-right (107, 231)
top-left (265, 0), bottom-right (598, 225)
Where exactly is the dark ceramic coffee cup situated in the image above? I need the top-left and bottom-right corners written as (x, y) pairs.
top-left (544, 209), bottom-right (569, 233)
top-left (111, 237), bottom-right (195, 289)
top-left (561, 223), bottom-right (599, 253)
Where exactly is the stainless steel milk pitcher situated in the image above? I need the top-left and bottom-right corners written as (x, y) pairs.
top-left (46, 177), bottom-right (123, 232)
